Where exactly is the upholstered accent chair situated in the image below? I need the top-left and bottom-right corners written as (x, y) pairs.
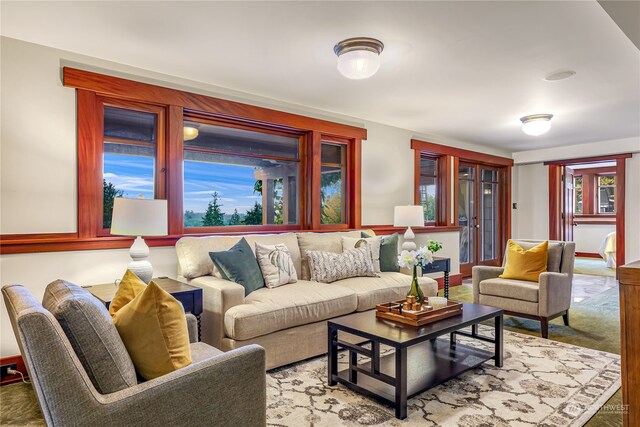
top-left (2, 283), bottom-right (267, 427)
top-left (472, 239), bottom-right (576, 339)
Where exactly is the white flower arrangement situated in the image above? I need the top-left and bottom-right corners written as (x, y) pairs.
top-left (397, 246), bottom-right (434, 269)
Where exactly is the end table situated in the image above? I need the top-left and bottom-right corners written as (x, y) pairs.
top-left (84, 277), bottom-right (203, 340)
top-left (422, 256), bottom-right (451, 298)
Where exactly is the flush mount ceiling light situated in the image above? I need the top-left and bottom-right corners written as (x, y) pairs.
top-left (520, 114), bottom-right (553, 136)
top-left (334, 37), bottom-right (384, 80)
top-left (183, 126), bottom-right (199, 141)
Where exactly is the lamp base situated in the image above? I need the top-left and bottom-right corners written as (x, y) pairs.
top-left (128, 236), bottom-right (153, 284)
top-left (401, 226), bottom-right (417, 251)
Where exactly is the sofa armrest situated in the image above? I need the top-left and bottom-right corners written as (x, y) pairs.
top-left (100, 344), bottom-right (266, 426)
top-left (471, 266), bottom-right (504, 304)
top-left (187, 276), bottom-right (245, 349)
top-left (538, 272), bottom-right (572, 317)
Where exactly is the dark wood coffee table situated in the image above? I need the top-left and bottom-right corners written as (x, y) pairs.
top-left (327, 302), bottom-right (503, 419)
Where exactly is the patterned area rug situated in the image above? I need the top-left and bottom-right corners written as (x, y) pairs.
top-left (266, 326), bottom-right (620, 427)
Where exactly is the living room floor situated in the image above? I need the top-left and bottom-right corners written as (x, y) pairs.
top-left (1, 274), bottom-right (622, 427)
top-left (455, 273), bottom-right (621, 427)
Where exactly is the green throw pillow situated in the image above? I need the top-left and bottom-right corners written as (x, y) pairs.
top-left (209, 238), bottom-right (265, 296)
top-left (362, 232), bottom-right (400, 272)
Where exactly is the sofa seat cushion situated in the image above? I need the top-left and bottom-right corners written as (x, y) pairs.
top-left (189, 342), bottom-right (223, 363)
top-left (224, 281), bottom-right (357, 340)
top-left (479, 278), bottom-right (539, 303)
top-left (331, 272), bottom-right (438, 311)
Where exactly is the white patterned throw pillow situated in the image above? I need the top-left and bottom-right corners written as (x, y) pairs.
top-left (255, 243), bottom-right (298, 288)
top-left (307, 247), bottom-right (377, 283)
top-left (341, 236), bottom-right (382, 272)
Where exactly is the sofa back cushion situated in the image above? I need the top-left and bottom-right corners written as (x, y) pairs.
top-left (42, 280), bottom-right (138, 394)
top-left (297, 231), bottom-right (364, 280)
top-left (176, 233), bottom-right (302, 279)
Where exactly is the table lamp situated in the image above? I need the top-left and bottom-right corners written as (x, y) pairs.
top-left (393, 205), bottom-right (424, 251)
top-left (110, 197), bottom-right (168, 283)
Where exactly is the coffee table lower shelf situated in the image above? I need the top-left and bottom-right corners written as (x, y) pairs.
top-left (331, 340), bottom-right (493, 415)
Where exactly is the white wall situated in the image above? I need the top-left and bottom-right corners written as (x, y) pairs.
top-left (0, 37), bottom-right (509, 356)
top-left (512, 163), bottom-right (549, 240)
top-left (573, 224), bottom-right (616, 253)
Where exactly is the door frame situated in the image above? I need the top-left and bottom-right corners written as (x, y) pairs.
top-left (546, 153), bottom-right (631, 274)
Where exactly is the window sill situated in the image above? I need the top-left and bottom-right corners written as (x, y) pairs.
top-left (366, 225), bottom-right (462, 235)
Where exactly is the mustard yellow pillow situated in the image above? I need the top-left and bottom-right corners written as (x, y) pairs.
top-left (109, 270), bottom-right (146, 316)
top-left (499, 240), bottom-right (548, 282)
top-left (112, 281), bottom-right (191, 380)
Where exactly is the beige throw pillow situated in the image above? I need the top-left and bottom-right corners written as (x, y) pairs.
top-left (307, 247), bottom-right (377, 283)
top-left (255, 243), bottom-right (298, 288)
top-left (341, 236), bottom-right (382, 273)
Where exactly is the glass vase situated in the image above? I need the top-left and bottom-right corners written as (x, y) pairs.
top-left (407, 265), bottom-right (424, 304)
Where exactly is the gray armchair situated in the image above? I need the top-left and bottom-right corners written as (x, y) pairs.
top-left (3, 283), bottom-right (266, 427)
top-left (473, 239), bottom-right (576, 338)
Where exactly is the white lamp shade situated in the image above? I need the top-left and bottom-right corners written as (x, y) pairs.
top-left (393, 205), bottom-right (424, 227)
top-left (337, 50), bottom-right (381, 80)
top-left (111, 198), bottom-right (168, 236)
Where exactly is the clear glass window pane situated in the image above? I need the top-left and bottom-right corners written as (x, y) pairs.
top-left (481, 169), bottom-right (498, 182)
top-left (321, 143), bottom-right (346, 224)
top-left (481, 182), bottom-right (498, 261)
top-left (183, 151), bottom-right (298, 226)
top-left (419, 176), bottom-right (436, 223)
top-left (183, 121), bottom-right (298, 160)
top-left (598, 175), bottom-right (615, 213)
top-left (458, 176), bottom-right (475, 264)
top-left (104, 107), bottom-right (156, 143)
top-left (420, 157), bottom-right (437, 176)
top-left (574, 176), bottom-right (583, 214)
top-left (103, 108), bottom-right (157, 229)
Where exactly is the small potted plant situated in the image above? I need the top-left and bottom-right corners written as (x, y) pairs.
top-left (427, 239), bottom-right (442, 254)
top-left (398, 247), bottom-right (434, 304)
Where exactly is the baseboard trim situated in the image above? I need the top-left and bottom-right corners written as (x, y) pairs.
top-left (435, 273), bottom-right (463, 289)
top-left (0, 355), bottom-right (28, 386)
top-left (576, 252), bottom-right (602, 259)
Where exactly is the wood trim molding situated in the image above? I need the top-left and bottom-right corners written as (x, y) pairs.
top-left (575, 220), bottom-right (616, 225)
top-left (548, 164), bottom-right (563, 240)
top-left (366, 225), bottom-right (462, 235)
top-left (411, 139), bottom-right (514, 167)
top-left (575, 252), bottom-right (603, 259)
top-left (63, 67), bottom-right (367, 140)
top-left (544, 153), bottom-right (632, 166)
top-left (616, 157), bottom-right (626, 269)
top-left (0, 355), bottom-right (29, 386)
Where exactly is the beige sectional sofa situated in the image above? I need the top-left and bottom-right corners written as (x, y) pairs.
top-left (176, 230), bottom-right (438, 369)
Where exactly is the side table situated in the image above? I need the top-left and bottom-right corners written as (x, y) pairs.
top-left (84, 277), bottom-right (203, 341)
top-left (422, 256), bottom-right (451, 298)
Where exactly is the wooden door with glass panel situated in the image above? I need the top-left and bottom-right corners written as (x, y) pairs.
top-left (459, 163), bottom-right (502, 277)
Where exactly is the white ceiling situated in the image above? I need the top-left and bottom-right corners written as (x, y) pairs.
top-left (1, 1), bottom-right (639, 152)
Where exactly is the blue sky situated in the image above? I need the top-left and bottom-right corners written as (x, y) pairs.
top-left (103, 154), bottom-right (261, 214)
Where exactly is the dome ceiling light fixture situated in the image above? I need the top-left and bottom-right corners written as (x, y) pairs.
top-left (183, 126), bottom-right (199, 141)
top-left (520, 114), bottom-right (554, 136)
top-left (334, 37), bottom-right (384, 80)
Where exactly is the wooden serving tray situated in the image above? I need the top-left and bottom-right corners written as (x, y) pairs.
top-left (375, 299), bottom-right (463, 326)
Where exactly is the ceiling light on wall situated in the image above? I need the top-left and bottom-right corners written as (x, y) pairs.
top-left (520, 114), bottom-right (553, 136)
top-left (183, 126), bottom-right (199, 141)
top-left (334, 37), bottom-right (384, 80)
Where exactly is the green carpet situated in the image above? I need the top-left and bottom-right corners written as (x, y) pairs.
top-left (449, 285), bottom-right (622, 427)
top-left (574, 257), bottom-right (616, 277)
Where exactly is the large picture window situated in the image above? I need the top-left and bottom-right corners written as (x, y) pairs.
top-left (572, 167), bottom-right (616, 216)
top-left (182, 119), bottom-right (302, 229)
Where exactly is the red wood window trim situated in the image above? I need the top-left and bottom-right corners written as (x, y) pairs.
top-left (573, 166), bottom-right (617, 216)
top-left (0, 69), bottom-right (368, 254)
